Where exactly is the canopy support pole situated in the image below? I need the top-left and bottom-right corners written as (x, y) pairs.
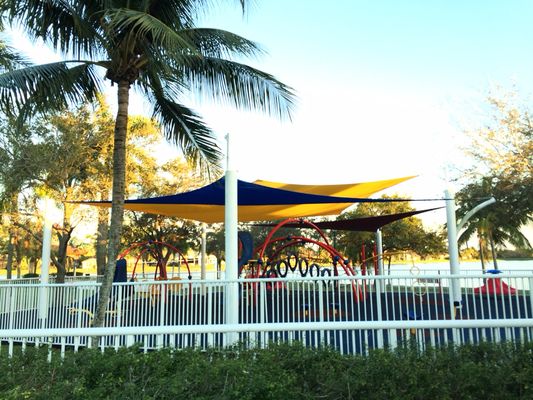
top-left (225, 133), bottom-right (239, 345)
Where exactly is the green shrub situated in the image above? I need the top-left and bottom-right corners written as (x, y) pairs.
top-left (0, 341), bottom-right (531, 399)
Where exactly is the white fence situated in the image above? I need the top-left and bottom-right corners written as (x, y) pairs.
top-left (0, 272), bottom-right (532, 355)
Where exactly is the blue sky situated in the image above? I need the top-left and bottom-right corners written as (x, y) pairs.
top-left (200, 0), bottom-right (531, 95)
top-left (6, 1), bottom-right (533, 230)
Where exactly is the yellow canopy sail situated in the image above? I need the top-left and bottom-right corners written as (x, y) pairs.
top-left (253, 175), bottom-right (415, 198)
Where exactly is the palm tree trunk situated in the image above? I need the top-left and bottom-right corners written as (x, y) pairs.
top-left (92, 80), bottom-right (130, 338)
top-left (95, 200), bottom-right (109, 276)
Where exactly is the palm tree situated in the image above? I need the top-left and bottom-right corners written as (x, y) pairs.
top-left (0, 0), bottom-right (295, 329)
top-left (456, 177), bottom-right (532, 270)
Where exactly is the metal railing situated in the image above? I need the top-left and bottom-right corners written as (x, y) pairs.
top-left (0, 275), bottom-right (101, 285)
top-left (0, 272), bottom-right (531, 355)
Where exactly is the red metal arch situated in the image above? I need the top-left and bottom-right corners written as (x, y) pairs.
top-left (256, 218), bottom-right (331, 260)
top-left (250, 219), bottom-right (363, 301)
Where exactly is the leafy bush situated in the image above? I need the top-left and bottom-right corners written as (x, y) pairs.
top-left (0, 341), bottom-right (531, 399)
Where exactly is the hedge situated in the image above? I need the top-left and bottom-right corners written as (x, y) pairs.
top-left (0, 341), bottom-right (532, 399)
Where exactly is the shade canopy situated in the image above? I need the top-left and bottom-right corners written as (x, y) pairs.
top-left (80, 176), bottom-right (415, 223)
top-left (253, 207), bottom-right (444, 232)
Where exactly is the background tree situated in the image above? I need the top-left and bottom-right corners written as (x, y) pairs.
top-left (34, 106), bottom-right (106, 282)
top-left (0, 0), bottom-right (295, 331)
top-left (456, 176), bottom-right (531, 269)
top-left (463, 94), bottom-right (532, 181)
top-left (0, 106), bottom-right (107, 282)
top-left (0, 99), bottom-right (172, 280)
top-left (0, 118), bottom-right (48, 278)
top-left (456, 94), bottom-right (532, 268)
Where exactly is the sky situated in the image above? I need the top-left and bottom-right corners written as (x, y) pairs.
top-left (5, 0), bottom-right (533, 232)
top-left (186, 0), bottom-right (531, 189)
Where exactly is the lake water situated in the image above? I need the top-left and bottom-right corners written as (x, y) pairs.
top-left (382, 259), bottom-right (533, 274)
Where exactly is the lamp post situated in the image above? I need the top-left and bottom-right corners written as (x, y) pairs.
top-left (445, 189), bottom-right (496, 314)
top-left (445, 189), bottom-right (462, 310)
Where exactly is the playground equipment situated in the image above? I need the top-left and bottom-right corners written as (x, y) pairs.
top-left (238, 218), bottom-right (365, 301)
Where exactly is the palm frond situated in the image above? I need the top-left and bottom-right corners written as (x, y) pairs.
top-left (145, 0), bottom-right (248, 28)
top-left (0, 43), bottom-right (29, 71)
top-left (148, 86), bottom-right (221, 171)
top-left (180, 28), bottom-right (264, 59)
top-left (135, 67), bottom-right (187, 103)
top-left (176, 56), bottom-right (296, 121)
top-left (0, 61), bottom-right (103, 119)
top-left (104, 8), bottom-right (200, 63)
top-left (1, 0), bottom-right (104, 59)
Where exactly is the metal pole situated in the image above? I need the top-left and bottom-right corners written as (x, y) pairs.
top-left (224, 133), bottom-right (239, 345)
top-left (375, 229), bottom-right (384, 347)
top-left (376, 229), bottom-right (384, 277)
top-left (445, 189), bottom-right (462, 310)
top-left (39, 198), bottom-right (53, 326)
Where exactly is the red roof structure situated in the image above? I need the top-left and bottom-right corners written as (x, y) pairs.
top-left (474, 277), bottom-right (517, 295)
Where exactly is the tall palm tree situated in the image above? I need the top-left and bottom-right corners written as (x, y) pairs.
top-left (0, 0), bottom-right (295, 329)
